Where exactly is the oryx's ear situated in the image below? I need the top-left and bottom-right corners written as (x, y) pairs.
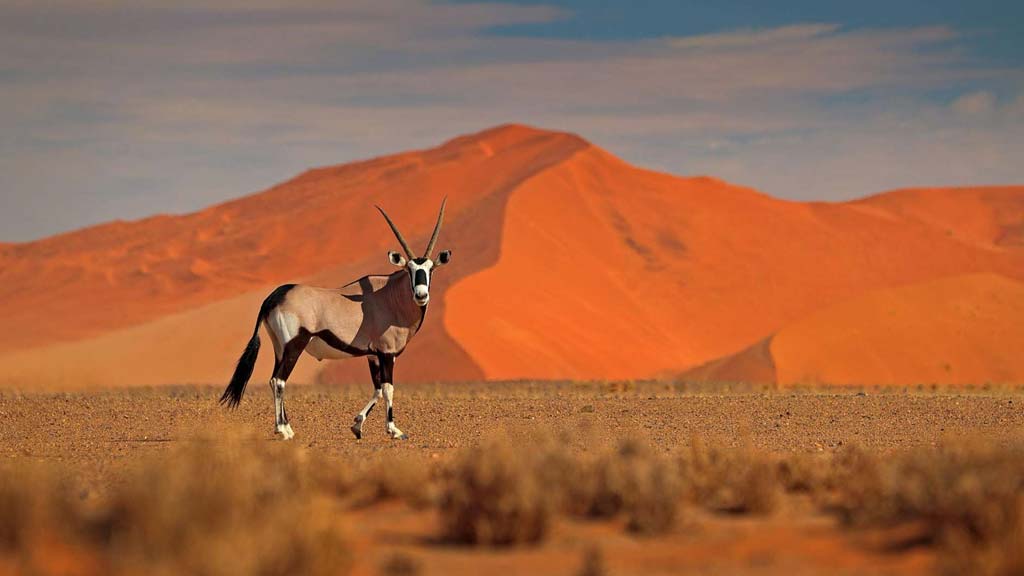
top-left (435, 249), bottom-right (452, 267)
top-left (388, 251), bottom-right (407, 267)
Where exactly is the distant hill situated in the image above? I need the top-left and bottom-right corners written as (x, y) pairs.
top-left (1, 124), bottom-right (1021, 389)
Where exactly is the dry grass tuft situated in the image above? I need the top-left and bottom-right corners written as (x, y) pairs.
top-left (0, 440), bottom-right (353, 576)
top-left (776, 452), bottom-right (831, 494)
top-left (586, 439), bottom-right (682, 534)
top-left (681, 437), bottom-right (780, 515)
top-left (439, 433), bottom-right (683, 542)
top-left (829, 441), bottom-right (1024, 576)
top-left (439, 434), bottom-right (553, 546)
top-left (351, 456), bottom-right (437, 509)
top-left (577, 545), bottom-right (609, 576)
top-left (380, 552), bottom-right (423, 576)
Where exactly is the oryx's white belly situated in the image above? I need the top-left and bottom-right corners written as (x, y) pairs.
top-left (304, 337), bottom-right (356, 361)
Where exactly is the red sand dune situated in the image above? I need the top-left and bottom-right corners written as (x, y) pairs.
top-left (684, 274), bottom-right (1024, 386)
top-left (0, 124), bottom-right (1021, 389)
top-left (445, 148), bottom-right (1024, 381)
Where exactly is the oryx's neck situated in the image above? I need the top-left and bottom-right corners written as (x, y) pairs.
top-left (380, 270), bottom-right (427, 332)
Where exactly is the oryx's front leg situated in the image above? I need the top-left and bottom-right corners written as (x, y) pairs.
top-left (379, 355), bottom-right (407, 440)
top-left (351, 356), bottom-right (383, 440)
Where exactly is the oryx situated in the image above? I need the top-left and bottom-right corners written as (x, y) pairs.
top-left (219, 199), bottom-right (451, 440)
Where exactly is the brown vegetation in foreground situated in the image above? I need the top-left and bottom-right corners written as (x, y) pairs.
top-left (3, 432), bottom-right (1024, 575)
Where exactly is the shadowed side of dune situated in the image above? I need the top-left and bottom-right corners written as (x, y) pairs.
top-left (317, 128), bottom-right (591, 384)
top-left (680, 338), bottom-right (778, 385)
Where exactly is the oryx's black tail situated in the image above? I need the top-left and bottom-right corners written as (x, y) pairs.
top-left (220, 329), bottom-right (260, 408)
top-left (220, 284), bottom-right (296, 408)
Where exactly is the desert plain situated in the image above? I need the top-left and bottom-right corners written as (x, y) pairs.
top-left (3, 381), bottom-right (1024, 576)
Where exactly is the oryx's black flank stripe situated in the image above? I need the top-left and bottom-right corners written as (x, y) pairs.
top-left (219, 284), bottom-right (297, 408)
top-left (309, 328), bottom-right (373, 357)
top-left (275, 330), bottom-right (312, 383)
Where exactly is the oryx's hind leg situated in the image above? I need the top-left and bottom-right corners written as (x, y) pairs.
top-left (269, 328), bottom-right (311, 441)
top-left (379, 355), bottom-right (407, 440)
top-left (350, 356), bottom-right (383, 440)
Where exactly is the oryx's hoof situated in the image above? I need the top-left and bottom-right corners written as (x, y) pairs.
top-left (275, 423), bottom-right (295, 440)
top-left (350, 424), bottom-right (362, 440)
top-left (396, 433), bottom-right (409, 440)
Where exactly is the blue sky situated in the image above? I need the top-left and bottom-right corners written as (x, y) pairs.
top-left (1, 0), bottom-right (1022, 241)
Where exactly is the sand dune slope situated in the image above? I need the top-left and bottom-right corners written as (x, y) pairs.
top-left (685, 274), bottom-right (1024, 386)
top-left (0, 124), bottom-right (1021, 388)
top-left (0, 125), bottom-right (586, 387)
top-left (445, 145), bottom-right (1024, 381)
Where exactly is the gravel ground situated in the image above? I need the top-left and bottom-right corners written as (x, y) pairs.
top-left (2, 381), bottom-right (1022, 490)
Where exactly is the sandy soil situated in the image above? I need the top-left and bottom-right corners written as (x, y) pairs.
top-left (3, 381), bottom-right (1023, 575)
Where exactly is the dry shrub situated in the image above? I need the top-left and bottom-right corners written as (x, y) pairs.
top-left (439, 433), bottom-right (683, 540)
top-left (821, 443), bottom-right (886, 520)
top-left (577, 546), bottom-right (609, 576)
top-left (776, 452), bottom-right (831, 494)
top-left (380, 552), bottom-right (423, 576)
top-left (940, 513), bottom-right (1024, 576)
top-left (586, 439), bottom-right (682, 535)
top-left (0, 464), bottom-right (87, 564)
top-left (0, 441), bottom-right (353, 576)
top-left (680, 437), bottom-right (780, 515)
top-left (440, 434), bottom-right (552, 546)
top-left (831, 442), bottom-right (1024, 576)
top-left (530, 433), bottom-right (593, 517)
top-left (354, 456), bottom-right (436, 509)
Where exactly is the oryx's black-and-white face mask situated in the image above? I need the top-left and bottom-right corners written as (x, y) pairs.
top-left (387, 251), bottom-right (452, 306)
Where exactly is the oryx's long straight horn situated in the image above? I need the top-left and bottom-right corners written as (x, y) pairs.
top-left (376, 205), bottom-right (414, 259)
top-left (423, 196), bottom-right (447, 258)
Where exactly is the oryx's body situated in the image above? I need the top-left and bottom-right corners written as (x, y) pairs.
top-left (272, 275), bottom-right (425, 362)
top-left (220, 200), bottom-right (451, 441)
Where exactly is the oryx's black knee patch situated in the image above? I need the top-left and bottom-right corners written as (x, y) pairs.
top-left (387, 407), bottom-right (394, 422)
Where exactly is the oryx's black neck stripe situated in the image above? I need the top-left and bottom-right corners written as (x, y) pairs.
top-left (414, 269), bottom-right (428, 286)
top-left (298, 328), bottom-right (372, 357)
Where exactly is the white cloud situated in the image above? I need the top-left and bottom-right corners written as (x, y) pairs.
top-left (667, 23), bottom-right (840, 50)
